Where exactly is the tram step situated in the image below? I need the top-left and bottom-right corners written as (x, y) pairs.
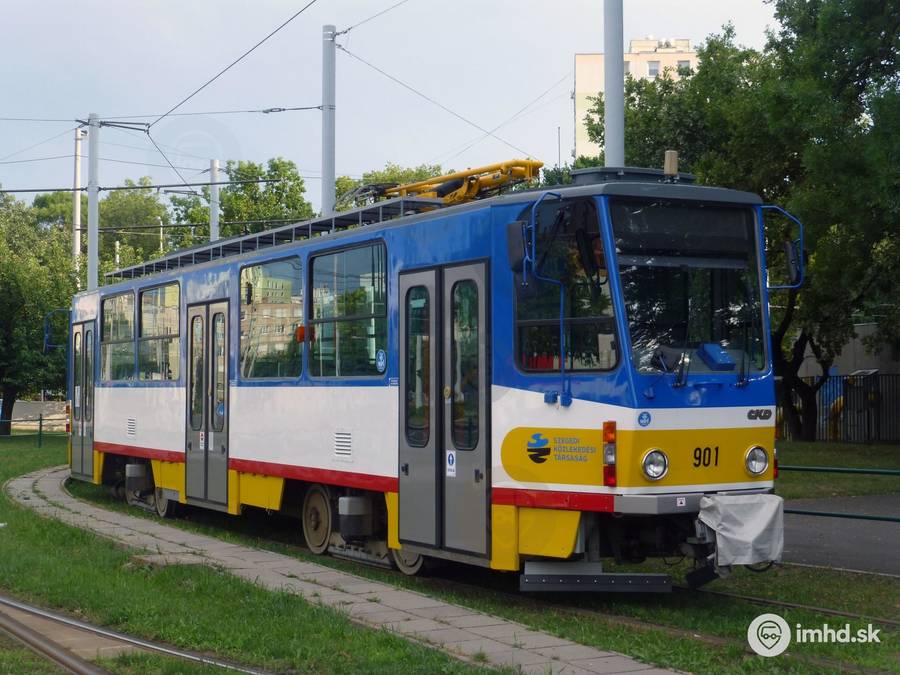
top-left (519, 561), bottom-right (671, 593)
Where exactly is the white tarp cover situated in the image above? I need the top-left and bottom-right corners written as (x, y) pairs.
top-left (699, 494), bottom-right (783, 566)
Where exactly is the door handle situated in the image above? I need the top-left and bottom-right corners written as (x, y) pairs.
top-left (474, 469), bottom-right (484, 483)
top-left (187, 441), bottom-right (192, 452)
top-left (400, 463), bottom-right (409, 476)
top-left (221, 444), bottom-right (226, 454)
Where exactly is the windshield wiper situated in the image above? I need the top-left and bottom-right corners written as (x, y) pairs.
top-left (736, 277), bottom-right (755, 387)
top-left (674, 268), bottom-right (692, 388)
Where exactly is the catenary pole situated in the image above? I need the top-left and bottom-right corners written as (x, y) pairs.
top-left (72, 128), bottom-right (83, 273)
top-left (603, 0), bottom-right (624, 167)
top-left (209, 159), bottom-right (220, 241)
top-left (87, 113), bottom-right (100, 291)
top-left (321, 24), bottom-right (336, 216)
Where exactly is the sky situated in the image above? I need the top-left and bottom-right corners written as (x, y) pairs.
top-left (1, 0), bottom-right (777, 213)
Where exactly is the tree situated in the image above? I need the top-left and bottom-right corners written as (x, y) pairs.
top-left (170, 158), bottom-right (314, 245)
top-left (99, 177), bottom-right (171, 262)
top-left (581, 3), bottom-right (900, 439)
top-left (0, 193), bottom-right (76, 434)
top-left (32, 190), bottom-right (87, 231)
top-left (334, 162), bottom-right (445, 210)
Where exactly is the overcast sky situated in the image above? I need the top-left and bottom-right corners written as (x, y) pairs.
top-left (1, 0), bottom-right (776, 213)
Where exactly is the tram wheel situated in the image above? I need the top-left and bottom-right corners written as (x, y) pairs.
top-left (154, 488), bottom-right (178, 519)
top-left (391, 548), bottom-right (425, 576)
top-left (302, 485), bottom-right (333, 554)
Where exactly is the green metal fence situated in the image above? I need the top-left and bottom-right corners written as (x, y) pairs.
top-left (779, 464), bottom-right (900, 523)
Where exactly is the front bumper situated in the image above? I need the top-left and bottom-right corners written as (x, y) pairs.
top-left (613, 487), bottom-right (774, 515)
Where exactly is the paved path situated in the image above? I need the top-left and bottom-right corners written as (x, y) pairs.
top-left (6, 467), bottom-right (675, 675)
top-left (783, 494), bottom-right (900, 576)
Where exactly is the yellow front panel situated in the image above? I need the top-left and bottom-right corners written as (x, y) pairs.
top-left (237, 473), bottom-right (284, 511)
top-left (490, 504), bottom-right (518, 570)
top-left (501, 427), bottom-right (604, 486)
top-left (500, 425), bottom-right (774, 490)
top-left (518, 508), bottom-right (581, 558)
top-left (617, 427), bottom-right (776, 488)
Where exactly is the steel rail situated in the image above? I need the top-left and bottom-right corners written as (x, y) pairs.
top-left (779, 465), bottom-right (900, 476)
top-left (0, 594), bottom-right (268, 674)
top-left (783, 507), bottom-right (900, 522)
top-left (676, 586), bottom-right (900, 628)
top-left (0, 609), bottom-right (108, 674)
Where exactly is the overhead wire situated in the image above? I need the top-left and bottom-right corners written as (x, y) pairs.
top-left (432, 71), bottom-right (573, 164)
top-left (0, 154), bottom-right (72, 165)
top-left (336, 0), bottom-right (412, 35)
top-left (435, 90), bottom-right (572, 164)
top-left (149, 0), bottom-right (321, 128)
top-left (335, 45), bottom-right (534, 158)
top-left (0, 117), bottom-right (74, 123)
top-left (0, 125), bottom-right (79, 162)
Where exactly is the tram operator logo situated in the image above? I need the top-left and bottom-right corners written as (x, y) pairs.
top-left (526, 433), bottom-right (551, 463)
top-left (748, 613), bottom-right (791, 657)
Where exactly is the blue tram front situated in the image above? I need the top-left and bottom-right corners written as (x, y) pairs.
top-left (68, 164), bottom-right (796, 589)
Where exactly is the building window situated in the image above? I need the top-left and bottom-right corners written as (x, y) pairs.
top-left (515, 199), bottom-right (618, 372)
top-left (101, 292), bottom-right (135, 381)
top-left (138, 283), bottom-right (180, 381)
top-left (648, 61), bottom-right (660, 78)
top-left (623, 60), bottom-right (631, 74)
top-left (677, 59), bottom-right (691, 73)
top-left (240, 257), bottom-right (303, 378)
top-left (311, 243), bottom-right (387, 377)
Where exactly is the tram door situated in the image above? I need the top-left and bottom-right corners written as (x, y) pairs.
top-left (185, 301), bottom-right (229, 506)
top-left (70, 322), bottom-right (95, 480)
top-left (398, 263), bottom-right (489, 556)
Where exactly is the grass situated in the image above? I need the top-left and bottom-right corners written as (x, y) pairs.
top-left (775, 440), bottom-right (900, 500)
top-left (0, 435), bottom-right (481, 674)
top-left (65, 443), bottom-right (899, 674)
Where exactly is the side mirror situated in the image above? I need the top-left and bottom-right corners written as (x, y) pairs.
top-left (506, 220), bottom-right (528, 273)
top-left (762, 205), bottom-right (805, 290)
top-left (783, 239), bottom-right (801, 286)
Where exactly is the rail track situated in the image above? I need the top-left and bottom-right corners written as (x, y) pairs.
top-left (0, 594), bottom-right (267, 674)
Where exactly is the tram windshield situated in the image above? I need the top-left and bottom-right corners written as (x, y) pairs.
top-left (609, 199), bottom-right (765, 379)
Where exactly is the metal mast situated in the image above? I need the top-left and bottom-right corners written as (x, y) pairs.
top-left (86, 113), bottom-right (100, 291)
top-left (603, 0), bottom-right (625, 167)
top-left (321, 24), bottom-right (336, 216)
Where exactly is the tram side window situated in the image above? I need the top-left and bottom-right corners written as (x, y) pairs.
top-left (101, 293), bottom-right (136, 381)
top-left (515, 199), bottom-right (618, 372)
top-left (139, 283), bottom-right (180, 380)
top-left (240, 257), bottom-right (303, 378)
top-left (310, 244), bottom-right (387, 377)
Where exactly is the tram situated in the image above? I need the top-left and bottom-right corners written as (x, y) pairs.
top-left (67, 160), bottom-right (799, 590)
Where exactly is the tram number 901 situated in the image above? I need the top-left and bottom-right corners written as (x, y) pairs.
top-left (693, 446), bottom-right (719, 468)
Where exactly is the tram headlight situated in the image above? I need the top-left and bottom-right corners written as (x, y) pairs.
top-left (745, 446), bottom-right (769, 475)
top-left (641, 449), bottom-right (668, 481)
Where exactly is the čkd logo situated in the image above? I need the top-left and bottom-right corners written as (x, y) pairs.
top-left (526, 433), bottom-right (551, 463)
top-left (747, 409), bottom-right (773, 420)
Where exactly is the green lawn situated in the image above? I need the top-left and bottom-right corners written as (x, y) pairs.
top-left (0, 435), bottom-right (480, 674)
top-left (65, 444), bottom-right (899, 674)
top-left (775, 440), bottom-right (900, 499)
